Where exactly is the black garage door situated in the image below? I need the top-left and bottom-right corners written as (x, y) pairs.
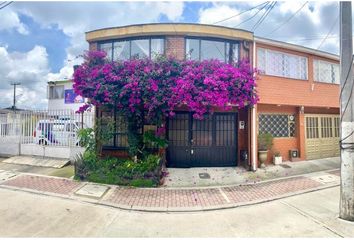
top-left (167, 112), bottom-right (237, 167)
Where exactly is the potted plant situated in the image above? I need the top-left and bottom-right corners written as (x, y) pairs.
top-left (273, 151), bottom-right (282, 165)
top-left (258, 132), bottom-right (273, 168)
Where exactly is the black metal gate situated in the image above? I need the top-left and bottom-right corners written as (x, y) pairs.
top-left (167, 112), bottom-right (237, 167)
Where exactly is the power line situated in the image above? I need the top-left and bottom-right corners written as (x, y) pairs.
top-left (0, 1), bottom-right (13, 10)
top-left (252, 1), bottom-right (277, 31)
top-left (266, 1), bottom-right (308, 37)
top-left (234, 2), bottom-right (271, 28)
top-left (317, 14), bottom-right (339, 50)
top-left (212, 2), bottom-right (269, 25)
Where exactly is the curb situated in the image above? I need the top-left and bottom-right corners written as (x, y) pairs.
top-left (0, 176), bottom-right (340, 213)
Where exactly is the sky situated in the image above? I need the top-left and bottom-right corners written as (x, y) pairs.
top-left (0, 1), bottom-right (341, 109)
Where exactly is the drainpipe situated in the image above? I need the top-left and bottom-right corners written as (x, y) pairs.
top-left (251, 39), bottom-right (257, 172)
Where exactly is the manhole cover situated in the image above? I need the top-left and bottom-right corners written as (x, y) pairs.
top-left (279, 164), bottom-right (291, 168)
top-left (199, 173), bottom-right (210, 179)
top-left (310, 174), bottom-right (340, 184)
top-left (75, 184), bottom-right (110, 199)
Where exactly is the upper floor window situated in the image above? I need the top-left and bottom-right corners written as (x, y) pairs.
top-left (185, 38), bottom-right (239, 63)
top-left (257, 48), bottom-right (308, 80)
top-left (49, 85), bottom-right (64, 99)
top-left (99, 37), bottom-right (165, 61)
top-left (313, 59), bottom-right (339, 84)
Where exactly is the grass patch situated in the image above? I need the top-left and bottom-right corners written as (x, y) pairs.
top-left (49, 165), bottom-right (75, 178)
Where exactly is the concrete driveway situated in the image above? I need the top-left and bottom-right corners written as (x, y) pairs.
top-left (164, 157), bottom-right (340, 187)
top-left (0, 186), bottom-right (353, 237)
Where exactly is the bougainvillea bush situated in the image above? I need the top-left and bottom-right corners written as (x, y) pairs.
top-left (74, 50), bottom-right (258, 157)
top-left (74, 51), bottom-right (258, 120)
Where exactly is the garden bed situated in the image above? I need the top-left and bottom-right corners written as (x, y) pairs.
top-left (74, 151), bottom-right (164, 188)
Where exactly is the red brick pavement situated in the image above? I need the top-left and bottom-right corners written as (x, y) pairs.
top-left (105, 176), bottom-right (322, 208)
top-left (222, 177), bottom-right (321, 203)
top-left (0, 174), bottom-right (328, 210)
top-left (2, 175), bottom-right (82, 195)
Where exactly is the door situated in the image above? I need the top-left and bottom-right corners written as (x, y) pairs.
top-left (305, 115), bottom-right (340, 160)
top-left (167, 112), bottom-right (237, 167)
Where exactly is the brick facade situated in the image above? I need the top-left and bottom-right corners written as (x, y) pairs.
top-left (86, 24), bottom-right (340, 169)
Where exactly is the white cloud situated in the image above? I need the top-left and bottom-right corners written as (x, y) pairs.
top-left (0, 2), bottom-right (186, 109)
top-left (198, 2), bottom-right (340, 54)
top-left (0, 46), bottom-right (49, 109)
top-left (0, 9), bottom-right (29, 35)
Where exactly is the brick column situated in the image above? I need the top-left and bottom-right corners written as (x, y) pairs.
top-left (297, 106), bottom-right (306, 160)
top-left (165, 36), bottom-right (185, 60)
top-left (89, 42), bottom-right (98, 51)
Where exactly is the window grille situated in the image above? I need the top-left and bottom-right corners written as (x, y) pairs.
top-left (313, 59), bottom-right (340, 84)
top-left (101, 109), bottom-right (128, 148)
top-left (258, 114), bottom-right (296, 137)
top-left (257, 48), bottom-right (308, 80)
top-left (306, 117), bottom-right (319, 139)
top-left (334, 117), bottom-right (340, 137)
top-left (320, 117), bottom-right (333, 138)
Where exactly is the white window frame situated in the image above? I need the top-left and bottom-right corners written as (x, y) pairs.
top-left (257, 48), bottom-right (308, 80)
top-left (313, 59), bottom-right (340, 85)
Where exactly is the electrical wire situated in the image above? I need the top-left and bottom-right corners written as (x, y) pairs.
top-left (234, 2), bottom-right (271, 28)
top-left (252, 1), bottom-right (277, 32)
top-left (317, 14), bottom-right (339, 50)
top-left (0, 1), bottom-right (12, 10)
top-left (266, 1), bottom-right (308, 37)
top-left (212, 2), bottom-right (269, 25)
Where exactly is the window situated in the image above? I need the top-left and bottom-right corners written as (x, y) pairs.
top-left (257, 48), bottom-right (308, 80)
top-left (258, 114), bottom-right (296, 137)
top-left (99, 37), bottom-right (165, 61)
top-left (113, 41), bottom-right (130, 60)
top-left (321, 117), bottom-right (333, 138)
top-left (49, 85), bottom-right (64, 99)
top-left (100, 109), bottom-right (128, 148)
top-left (306, 117), bottom-right (319, 139)
top-left (185, 38), bottom-right (239, 63)
top-left (313, 59), bottom-right (340, 84)
top-left (334, 117), bottom-right (340, 138)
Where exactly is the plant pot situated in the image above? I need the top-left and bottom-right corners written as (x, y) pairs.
top-left (258, 150), bottom-right (268, 168)
top-left (273, 156), bottom-right (282, 165)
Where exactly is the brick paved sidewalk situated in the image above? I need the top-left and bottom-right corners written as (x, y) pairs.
top-left (0, 170), bottom-right (340, 211)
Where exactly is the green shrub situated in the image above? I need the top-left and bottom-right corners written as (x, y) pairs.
top-left (75, 152), bottom-right (162, 187)
top-left (130, 179), bottom-right (156, 188)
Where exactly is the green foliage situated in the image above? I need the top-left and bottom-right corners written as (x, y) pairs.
top-left (130, 179), bottom-right (155, 188)
top-left (74, 152), bottom-right (162, 187)
top-left (143, 130), bottom-right (168, 149)
top-left (77, 117), bottom-right (114, 155)
top-left (258, 132), bottom-right (274, 151)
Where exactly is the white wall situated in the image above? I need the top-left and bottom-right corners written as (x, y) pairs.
top-left (48, 81), bottom-right (87, 112)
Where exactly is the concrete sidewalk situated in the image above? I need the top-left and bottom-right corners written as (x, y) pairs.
top-left (164, 157), bottom-right (340, 187)
top-left (0, 168), bottom-right (340, 212)
top-left (0, 186), bottom-right (352, 237)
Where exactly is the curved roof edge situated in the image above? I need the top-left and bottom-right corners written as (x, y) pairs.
top-left (86, 23), bottom-right (254, 42)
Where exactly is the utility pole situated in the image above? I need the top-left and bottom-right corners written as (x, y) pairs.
top-left (339, 1), bottom-right (354, 221)
top-left (10, 82), bottom-right (21, 111)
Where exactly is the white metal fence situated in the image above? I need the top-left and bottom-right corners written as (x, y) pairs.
top-left (0, 109), bottom-right (94, 159)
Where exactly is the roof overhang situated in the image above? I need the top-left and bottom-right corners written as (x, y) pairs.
top-left (86, 23), bottom-right (254, 42)
top-left (255, 36), bottom-right (339, 61)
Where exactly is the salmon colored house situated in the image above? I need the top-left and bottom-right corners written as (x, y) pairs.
top-left (85, 23), bottom-right (340, 171)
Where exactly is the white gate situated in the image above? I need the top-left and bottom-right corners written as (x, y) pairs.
top-left (0, 109), bottom-right (94, 159)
